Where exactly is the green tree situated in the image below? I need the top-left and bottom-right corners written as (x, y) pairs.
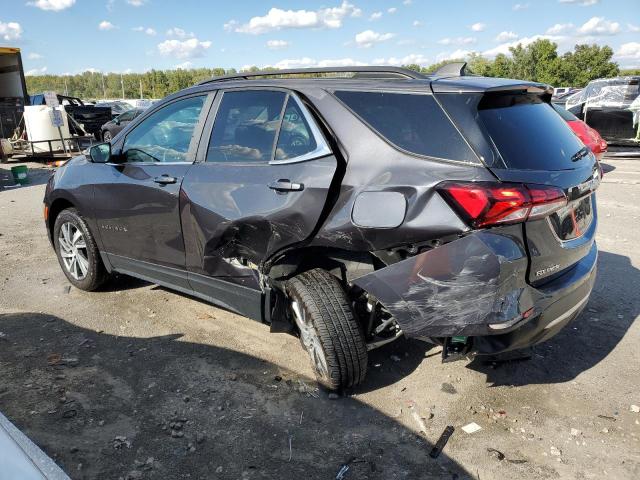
top-left (558, 44), bottom-right (619, 87)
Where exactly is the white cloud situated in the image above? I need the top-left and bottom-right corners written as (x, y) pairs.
top-left (513, 3), bottom-right (530, 10)
top-left (133, 26), bottom-right (156, 35)
top-left (166, 27), bottom-right (194, 39)
top-left (369, 11), bottom-right (382, 21)
top-left (438, 36), bottom-right (476, 46)
top-left (25, 66), bottom-right (47, 76)
top-left (175, 61), bottom-right (193, 69)
top-left (266, 39), bottom-right (290, 49)
top-left (157, 38), bottom-right (212, 59)
top-left (355, 30), bottom-right (395, 48)
top-left (27, 0), bottom-right (75, 11)
top-left (470, 22), bottom-right (486, 32)
top-left (28, 52), bottom-right (43, 59)
top-left (436, 49), bottom-right (473, 61)
top-left (629, 24), bottom-right (640, 33)
top-left (230, 1), bottom-right (361, 35)
top-left (79, 68), bottom-right (101, 74)
top-left (495, 31), bottom-right (518, 42)
top-left (126, 0), bottom-right (147, 5)
top-left (412, 20), bottom-right (423, 27)
top-left (615, 42), bottom-right (640, 64)
top-left (98, 20), bottom-right (115, 31)
top-left (387, 7), bottom-right (397, 14)
top-left (483, 34), bottom-right (564, 57)
top-left (0, 21), bottom-right (22, 41)
top-left (266, 57), bottom-right (368, 69)
top-left (559, 0), bottom-right (599, 5)
top-left (578, 17), bottom-right (621, 36)
top-left (403, 0), bottom-right (413, 5)
top-left (375, 53), bottom-right (430, 66)
top-left (546, 23), bottom-right (574, 34)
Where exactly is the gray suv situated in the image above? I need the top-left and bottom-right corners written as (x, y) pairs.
top-left (44, 65), bottom-right (599, 390)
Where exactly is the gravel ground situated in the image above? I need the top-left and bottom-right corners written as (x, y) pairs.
top-left (0, 154), bottom-right (639, 479)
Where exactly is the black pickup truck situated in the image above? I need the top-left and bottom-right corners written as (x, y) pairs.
top-left (29, 93), bottom-right (112, 139)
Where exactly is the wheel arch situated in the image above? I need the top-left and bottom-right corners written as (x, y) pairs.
top-left (47, 197), bottom-right (76, 240)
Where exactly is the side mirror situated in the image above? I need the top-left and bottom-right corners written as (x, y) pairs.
top-left (89, 142), bottom-right (112, 163)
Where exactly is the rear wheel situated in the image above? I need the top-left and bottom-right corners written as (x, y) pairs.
top-left (286, 269), bottom-right (368, 390)
top-left (53, 208), bottom-right (108, 291)
top-left (102, 130), bottom-right (112, 142)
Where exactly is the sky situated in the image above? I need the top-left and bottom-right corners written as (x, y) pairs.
top-left (1, 0), bottom-right (639, 76)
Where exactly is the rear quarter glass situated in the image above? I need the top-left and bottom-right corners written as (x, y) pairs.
top-left (478, 93), bottom-right (587, 171)
top-left (333, 90), bottom-right (479, 163)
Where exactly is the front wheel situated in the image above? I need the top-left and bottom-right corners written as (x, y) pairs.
top-left (286, 269), bottom-right (368, 390)
top-left (102, 130), bottom-right (112, 142)
top-left (53, 208), bottom-right (108, 291)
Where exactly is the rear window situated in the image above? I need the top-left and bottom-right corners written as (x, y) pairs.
top-left (478, 94), bottom-right (586, 171)
top-left (334, 91), bottom-right (476, 162)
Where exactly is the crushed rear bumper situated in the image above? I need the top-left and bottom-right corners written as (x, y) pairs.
top-left (352, 231), bottom-right (597, 355)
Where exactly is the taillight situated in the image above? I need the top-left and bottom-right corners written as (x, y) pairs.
top-left (438, 182), bottom-right (567, 228)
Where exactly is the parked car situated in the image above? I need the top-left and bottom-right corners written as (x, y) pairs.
top-left (100, 108), bottom-right (145, 141)
top-left (30, 93), bottom-right (112, 139)
top-left (552, 103), bottom-right (607, 160)
top-left (566, 76), bottom-right (640, 144)
top-left (44, 65), bottom-right (600, 390)
top-left (96, 100), bottom-right (134, 118)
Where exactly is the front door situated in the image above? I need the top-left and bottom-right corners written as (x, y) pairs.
top-left (92, 94), bottom-right (209, 287)
top-left (181, 89), bottom-right (338, 309)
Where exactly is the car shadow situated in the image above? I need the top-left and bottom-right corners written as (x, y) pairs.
top-left (600, 162), bottom-right (616, 174)
top-left (0, 312), bottom-right (471, 480)
top-left (467, 250), bottom-right (639, 386)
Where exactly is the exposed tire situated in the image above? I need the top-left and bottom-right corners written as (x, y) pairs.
top-left (102, 130), bottom-right (112, 142)
top-left (286, 268), bottom-right (368, 390)
top-left (53, 208), bottom-right (108, 291)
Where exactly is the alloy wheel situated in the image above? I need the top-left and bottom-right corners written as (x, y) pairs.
top-left (291, 300), bottom-right (329, 380)
top-left (58, 222), bottom-right (89, 280)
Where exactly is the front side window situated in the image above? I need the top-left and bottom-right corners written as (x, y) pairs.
top-left (123, 95), bottom-right (205, 163)
top-left (207, 90), bottom-right (286, 163)
top-left (118, 110), bottom-right (136, 122)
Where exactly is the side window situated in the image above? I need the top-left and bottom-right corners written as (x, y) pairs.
top-left (118, 110), bottom-right (135, 122)
top-left (123, 95), bottom-right (206, 163)
top-left (207, 90), bottom-right (286, 163)
top-left (274, 97), bottom-right (318, 160)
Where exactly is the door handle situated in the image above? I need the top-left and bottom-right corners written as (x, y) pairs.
top-left (154, 175), bottom-right (177, 185)
top-left (268, 179), bottom-right (304, 193)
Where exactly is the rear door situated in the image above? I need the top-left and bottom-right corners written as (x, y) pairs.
top-left (92, 94), bottom-right (210, 287)
top-left (437, 88), bottom-right (599, 285)
top-left (181, 88), bottom-right (337, 297)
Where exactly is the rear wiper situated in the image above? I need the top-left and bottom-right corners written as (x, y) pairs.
top-left (571, 146), bottom-right (590, 162)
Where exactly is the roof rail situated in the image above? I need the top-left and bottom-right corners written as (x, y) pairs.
top-left (198, 66), bottom-right (427, 85)
top-left (431, 62), bottom-right (468, 77)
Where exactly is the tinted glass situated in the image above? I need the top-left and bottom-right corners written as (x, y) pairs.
top-left (275, 97), bottom-right (317, 160)
top-left (478, 94), bottom-right (586, 171)
top-left (334, 91), bottom-right (475, 161)
top-left (207, 90), bottom-right (286, 163)
top-left (551, 103), bottom-right (578, 122)
top-left (123, 95), bottom-right (205, 163)
top-left (118, 110), bottom-right (136, 121)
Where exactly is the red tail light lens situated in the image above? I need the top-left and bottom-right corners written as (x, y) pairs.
top-left (438, 182), bottom-right (567, 228)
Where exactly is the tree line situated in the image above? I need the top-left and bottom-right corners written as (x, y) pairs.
top-left (25, 40), bottom-right (638, 100)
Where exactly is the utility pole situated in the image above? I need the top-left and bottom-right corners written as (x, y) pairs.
top-left (139, 79), bottom-right (143, 99)
top-left (63, 76), bottom-right (68, 96)
top-left (101, 75), bottom-right (106, 99)
top-left (120, 74), bottom-right (125, 99)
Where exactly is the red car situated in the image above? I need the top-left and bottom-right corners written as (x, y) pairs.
top-left (552, 103), bottom-right (608, 160)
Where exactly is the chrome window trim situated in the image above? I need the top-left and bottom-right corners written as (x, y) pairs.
top-left (269, 94), bottom-right (332, 165)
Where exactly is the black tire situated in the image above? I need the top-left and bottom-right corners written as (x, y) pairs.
top-left (53, 208), bottom-right (108, 291)
top-left (286, 268), bottom-right (368, 390)
top-left (102, 130), bottom-right (112, 142)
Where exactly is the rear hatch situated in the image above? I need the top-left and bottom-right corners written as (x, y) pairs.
top-left (434, 82), bottom-right (599, 285)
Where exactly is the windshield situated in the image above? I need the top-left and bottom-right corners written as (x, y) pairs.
top-left (478, 94), bottom-right (588, 171)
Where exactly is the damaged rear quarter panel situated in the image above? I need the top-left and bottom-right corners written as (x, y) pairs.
top-left (352, 228), bottom-right (537, 337)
